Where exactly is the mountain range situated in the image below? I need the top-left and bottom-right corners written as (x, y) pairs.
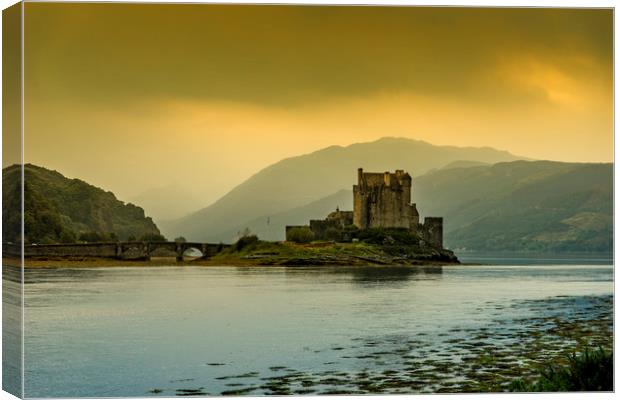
top-left (159, 137), bottom-right (611, 253)
top-left (172, 157), bottom-right (612, 253)
top-left (159, 137), bottom-right (523, 241)
top-left (6, 137), bottom-right (612, 253)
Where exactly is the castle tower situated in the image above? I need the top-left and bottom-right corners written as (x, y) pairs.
top-left (353, 168), bottom-right (418, 230)
top-left (423, 217), bottom-right (443, 248)
top-left (286, 168), bottom-right (444, 249)
top-left (353, 168), bottom-right (369, 229)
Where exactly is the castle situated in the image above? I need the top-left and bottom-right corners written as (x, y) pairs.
top-left (353, 169), bottom-right (418, 230)
top-left (286, 168), bottom-right (444, 248)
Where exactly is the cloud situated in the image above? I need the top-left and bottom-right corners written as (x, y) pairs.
top-left (19, 4), bottom-right (613, 203)
top-left (493, 52), bottom-right (611, 110)
top-left (25, 88), bottom-right (612, 206)
top-left (24, 5), bottom-right (612, 106)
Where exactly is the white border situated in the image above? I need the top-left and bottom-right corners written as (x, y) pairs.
top-left (0, 1), bottom-right (616, 400)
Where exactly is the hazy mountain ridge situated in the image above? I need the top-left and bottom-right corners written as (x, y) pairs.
top-left (439, 160), bottom-right (491, 170)
top-left (3, 164), bottom-right (161, 244)
top-left (219, 189), bottom-right (352, 242)
top-left (206, 160), bottom-right (612, 253)
top-left (413, 161), bottom-right (613, 252)
top-left (128, 184), bottom-right (204, 222)
top-left (160, 137), bottom-right (523, 241)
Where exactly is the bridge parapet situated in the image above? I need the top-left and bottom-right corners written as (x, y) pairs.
top-left (3, 241), bottom-right (231, 261)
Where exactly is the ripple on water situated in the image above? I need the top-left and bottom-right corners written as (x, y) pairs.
top-left (162, 294), bottom-right (613, 395)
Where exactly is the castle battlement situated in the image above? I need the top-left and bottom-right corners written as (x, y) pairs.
top-left (285, 168), bottom-right (444, 248)
top-left (353, 168), bottom-right (419, 231)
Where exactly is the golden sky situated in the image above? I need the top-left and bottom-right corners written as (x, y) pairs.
top-left (12, 4), bottom-right (614, 208)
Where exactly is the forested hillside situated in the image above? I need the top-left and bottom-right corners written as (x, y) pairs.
top-left (3, 164), bottom-right (162, 244)
top-left (415, 161), bottom-right (612, 252)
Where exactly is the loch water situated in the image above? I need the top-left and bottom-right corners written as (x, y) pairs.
top-left (4, 260), bottom-right (614, 397)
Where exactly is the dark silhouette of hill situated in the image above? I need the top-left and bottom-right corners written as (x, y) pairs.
top-left (3, 164), bottom-right (161, 244)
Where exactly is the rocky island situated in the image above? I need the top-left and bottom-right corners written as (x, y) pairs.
top-left (208, 232), bottom-right (458, 266)
top-left (186, 167), bottom-right (459, 266)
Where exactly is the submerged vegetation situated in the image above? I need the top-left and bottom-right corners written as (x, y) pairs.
top-left (145, 294), bottom-right (612, 396)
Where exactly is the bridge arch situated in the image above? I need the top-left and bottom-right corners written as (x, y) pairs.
top-left (180, 247), bottom-right (204, 261)
top-left (146, 242), bottom-right (177, 259)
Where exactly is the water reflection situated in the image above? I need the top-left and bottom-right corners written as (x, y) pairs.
top-left (347, 265), bottom-right (442, 286)
top-left (277, 265), bottom-right (443, 287)
top-left (24, 267), bottom-right (107, 284)
top-left (2, 265), bottom-right (22, 397)
top-left (229, 265), bottom-right (443, 289)
top-left (19, 264), bottom-right (613, 397)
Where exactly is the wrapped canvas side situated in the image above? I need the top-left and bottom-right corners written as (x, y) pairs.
top-left (2, 2), bottom-right (23, 398)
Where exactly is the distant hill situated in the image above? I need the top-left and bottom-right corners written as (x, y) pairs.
top-left (3, 164), bottom-right (162, 244)
top-left (161, 137), bottom-right (523, 241)
top-left (414, 160), bottom-right (613, 252)
top-left (215, 160), bottom-right (612, 253)
top-left (219, 189), bottom-right (351, 241)
top-left (439, 160), bottom-right (490, 170)
top-left (127, 184), bottom-right (204, 222)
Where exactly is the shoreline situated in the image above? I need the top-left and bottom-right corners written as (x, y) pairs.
top-left (4, 240), bottom-right (461, 268)
top-left (3, 256), bottom-right (462, 269)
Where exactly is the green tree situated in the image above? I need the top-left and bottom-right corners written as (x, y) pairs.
top-left (79, 231), bottom-right (105, 242)
top-left (325, 227), bottom-right (341, 241)
top-left (287, 227), bottom-right (314, 243)
top-left (139, 233), bottom-right (167, 242)
top-left (59, 230), bottom-right (76, 243)
top-left (2, 164), bottom-right (164, 245)
top-left (234, 234), bottom-right (259, 251)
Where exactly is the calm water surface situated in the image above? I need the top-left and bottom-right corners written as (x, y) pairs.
top-left (15, 263), bottom-right (613, 397)
top-left (457, 251), bottom-right (613, 265)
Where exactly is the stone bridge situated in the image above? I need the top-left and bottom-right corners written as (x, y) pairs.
top-left (3, 241), bottom-right (230, 261)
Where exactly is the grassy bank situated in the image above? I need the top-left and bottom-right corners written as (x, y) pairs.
top-left (510, 347), bottom-right (613, 392)
top-left (7, 238), bottom-right (459, 268)
top-left (208, 239), bottom-right (459, 266)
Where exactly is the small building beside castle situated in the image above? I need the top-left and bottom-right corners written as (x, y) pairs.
top-left (286, 168), bottom-right (445, 248)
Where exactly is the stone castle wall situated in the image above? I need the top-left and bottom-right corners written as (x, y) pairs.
top-left (353, 168), bottom-right (419, 231)
top-left (422, 217), bottom-right (443, 248)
